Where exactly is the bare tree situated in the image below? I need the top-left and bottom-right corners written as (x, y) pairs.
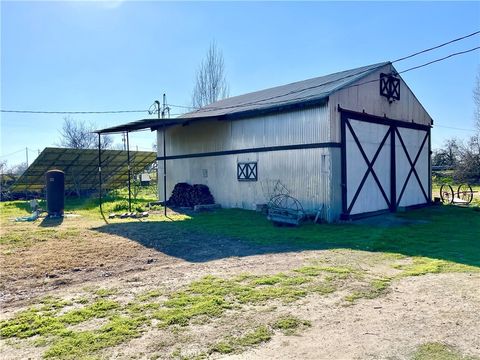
top-left (192, 41), bottom-right (229, 108)
top-left (57, 116), bottom-right (113, 149)
top-left (9, 162), bottom-right (28, 176)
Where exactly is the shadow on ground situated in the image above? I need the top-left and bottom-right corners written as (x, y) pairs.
top-left (39, 216), bottom-right (64, 227)
top-left (93, 205), bottom-right (480, 267)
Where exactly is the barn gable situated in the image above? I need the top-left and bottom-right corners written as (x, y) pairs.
top-left (328, 63), bottom-right (433, 143)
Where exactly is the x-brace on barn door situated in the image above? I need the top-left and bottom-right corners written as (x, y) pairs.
top-left (340, 109), bottom-right (431, 219)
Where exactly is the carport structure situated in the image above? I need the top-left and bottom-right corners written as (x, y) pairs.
top-left (11, 147), bottom-right (155, 196)
top-left (94, 114), bottom-right (191, 215)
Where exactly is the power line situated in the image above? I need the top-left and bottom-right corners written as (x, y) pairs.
top-left (187, 45), bottom-right (480, 114)
top-left (2, 31), bottom-right (479, 117)
top-left (1, 109), bottom-right (148, 114)
top-left (392, 30), bottom-right (480, 63)
top-left (434, 124), bottom-right (476, 132)
top-left (167, 103), bottom-right (195, 110)
top-left (166, 30), bottom-right (480, 114)
top-left (399, 46), bottom-right (480, 74)
top-left (0, 148), bottom-right (26, 158)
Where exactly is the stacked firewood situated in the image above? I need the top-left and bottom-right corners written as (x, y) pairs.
top-left (167, 183), bottom-right (214, 207)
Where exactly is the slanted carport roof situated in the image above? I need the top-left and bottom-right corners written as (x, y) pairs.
top-left (11, 147), bottom-right (156, 192)
top-left (96, 62), bottom-right (390, 134)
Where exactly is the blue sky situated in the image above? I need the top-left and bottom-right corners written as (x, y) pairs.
top-left (1, 1), bottom-right (479, 166)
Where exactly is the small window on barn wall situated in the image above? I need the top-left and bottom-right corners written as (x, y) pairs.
top-left (380, 73), bottom-right (400, 103)
top-left (237, 162), bottom-right (257, 181)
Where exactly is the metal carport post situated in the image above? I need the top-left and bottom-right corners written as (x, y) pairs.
top-left (97, 131), bottom-right (133, 214)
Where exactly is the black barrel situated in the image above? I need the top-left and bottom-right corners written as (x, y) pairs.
top-left (45, 170), bottom-right (65, 216)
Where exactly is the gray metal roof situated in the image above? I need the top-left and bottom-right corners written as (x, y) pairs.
top-left (96, 62), bottom-right (390, 134)
top-left (181, 62), bottom-right (390, 119)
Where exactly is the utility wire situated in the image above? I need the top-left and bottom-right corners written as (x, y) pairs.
top-left (166, 104), bottom-right (195, 110)
top-left (434, 124), bottom-right (476, 132)
top-left (186, 45), bottom-right (480, 114)
top-left (399, 46), bottom-right (480, 73)
top-left (167, 30), bottom-right (480, 113)
top-left (2, 31), bottom-right (479, 116)
top-left (391, 30), bottom-right (480, 63)
top-left (0, 148), bottom-right (26, 158)
top-left (1, 109), bottom-right (148, 114)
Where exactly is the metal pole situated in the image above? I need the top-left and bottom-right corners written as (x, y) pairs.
top-left (126, 131), bottom-right (132, 213)
top-left (25, 147), bottom-right (29, 199)
top-left (98, 134), bottom-right (102, 214)
top-left (163, 126), bottom-right (167, 217)
top-left (161, 97), bottom-right (167, 217)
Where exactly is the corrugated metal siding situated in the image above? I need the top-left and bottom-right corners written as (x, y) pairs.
top-left (329, 147), bottom-right (343, 221)
top-left (160, 148), bottom-right (336, 222)
top-left (165, 106), bottom-right (331, 156)
top-left (157, 105), bottom-right (338, 221)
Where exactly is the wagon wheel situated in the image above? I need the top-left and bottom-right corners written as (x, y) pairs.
top-left (457, 184), bottom-right (473, 205)
top-left (439, 184), bottom-right (454, 204)
top-left (268, 194), bottom-right (305, 215)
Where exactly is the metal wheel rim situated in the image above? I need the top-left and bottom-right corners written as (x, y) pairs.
top-left (457, 184), bottom-right (473, 204)
top-left (440, 184), bottom-right (454, 204)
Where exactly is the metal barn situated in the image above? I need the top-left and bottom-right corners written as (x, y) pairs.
top-left (98, 62), bottom-right (433, 222)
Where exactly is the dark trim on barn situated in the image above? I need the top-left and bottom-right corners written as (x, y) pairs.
top-left (156, 142), bottom-right (341, 161)
top-left (390, 126), bottom-right (397, 211)
top-left (345, 202), bottom-right (432, 221)
top-left (340, 112), bottom-right (348, 216)
top-left (343, 208), bottom-right (390, 221)
top-left (339, 107), bottom-right (431, 220)
top-left (338, 106), bottom-right (431, 131)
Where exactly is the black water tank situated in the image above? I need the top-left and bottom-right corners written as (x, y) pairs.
top-left (46, 170), bottom-right (65, 216)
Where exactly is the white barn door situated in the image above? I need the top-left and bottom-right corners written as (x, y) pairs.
top-left (341, 110), bottom-right (430, 219)
top-left (343, 118), bottom-right (392, 216)
top-left (395, 127), bottom-right (430, 208)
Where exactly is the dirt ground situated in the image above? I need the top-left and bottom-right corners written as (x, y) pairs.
top-left (229, 272), bottom-right (480, 360)
top-left (1, 211), bottom-right (479, 359)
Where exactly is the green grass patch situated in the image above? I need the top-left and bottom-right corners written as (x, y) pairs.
top-left (272, 315), bottom-right (311, 335)
top-left (294, 265), bottom-right (352, 276)
top-left (251, 274), bottom-right (289, 285)
top-left (413, 342), bottom-right (479, 360)
top-left (154, 293), bottom-right (229, 327)
top-left (43, 316), bottom-right (145, 359)
top-left (0, 307), bottom-right (66, 339)
top-left (93, 288), bottom-right (118, 298)
top-left (135, 289), bottom-right (162, 302)
top-left (394, 257), bottom-right (480, 276)
top-left (211, 325), bottom-right (272, 354)
top-left (40, 296), bottom-right (73, 311)
top-left (125, 301), bottom-right (160, 315)
top-left (59, 299), bottom-right (119, 325)
top-left (345, 277), bottom-right (391, 303)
